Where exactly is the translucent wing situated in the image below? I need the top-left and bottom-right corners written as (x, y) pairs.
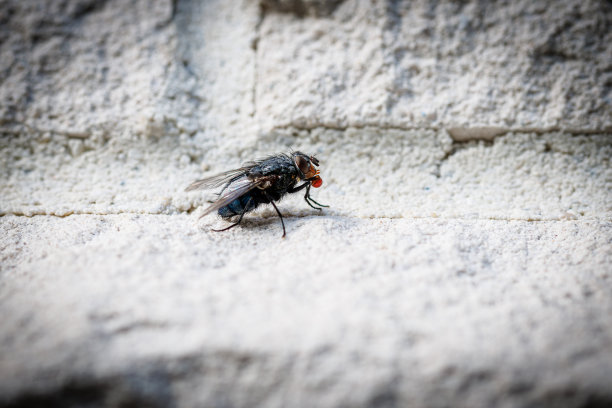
top-left (184, 164), bottom-right (256, 192)
top-left (198, 176), bottom-right (266, 218)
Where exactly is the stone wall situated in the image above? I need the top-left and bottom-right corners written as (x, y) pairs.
top-left (1, 1), bottom-right (611, 407)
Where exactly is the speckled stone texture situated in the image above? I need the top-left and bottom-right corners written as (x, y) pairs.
top-left (1, 0), bottom-right (611, 407)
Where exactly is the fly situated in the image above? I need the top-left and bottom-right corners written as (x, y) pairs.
top-left (185, 151), bottom-right (328, 237)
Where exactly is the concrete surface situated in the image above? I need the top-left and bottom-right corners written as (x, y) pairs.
top-left (1, 0), bottom-right (611, 407)
top-left (1, 215), bottom-right (611, 407)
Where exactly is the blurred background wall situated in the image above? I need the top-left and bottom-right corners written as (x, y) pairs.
top-left (1, 1), bottom-right (611, 407)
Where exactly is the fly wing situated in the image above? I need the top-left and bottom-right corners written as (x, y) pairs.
top-left (198, 175), bottom-right (278, 218)
top-left (199, 177), bottom-right (258, 217)
top-left (185, 165), bottom-right (255, 192)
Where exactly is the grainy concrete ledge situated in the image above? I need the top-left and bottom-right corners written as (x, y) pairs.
top-left (1, 215), bottom-right (611, 407)
top-left (1, 0), bottom-right (611, 407)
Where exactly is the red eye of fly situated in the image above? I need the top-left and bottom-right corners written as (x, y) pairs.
top-left (311, 177), bottom-right (323, 188)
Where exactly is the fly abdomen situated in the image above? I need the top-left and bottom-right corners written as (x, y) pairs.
top-left (218, 193), bottom-right (257, 218)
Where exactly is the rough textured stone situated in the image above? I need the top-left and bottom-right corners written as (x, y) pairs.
top-left (2, 128), bottom-right (610, 220)
top-left (1, 0), bottom-right (611, 407)
top-left (0, 0), bottom-right (176, 137)
top-left (1, 215), bottom-right (611, 407)
top-left (256, 0), bottom-right (612, 132)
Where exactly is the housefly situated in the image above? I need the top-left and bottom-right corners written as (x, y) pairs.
top-left (185, 151), bottom-right (328, 237)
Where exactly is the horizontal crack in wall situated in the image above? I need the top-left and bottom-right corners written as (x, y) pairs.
top-left (1, 211), bottom-right (607, 223)
top-left (0, 208), bottom-right (197, 218)
top-left (1, 123), bottom-right (91, 139)
top-left (271, 123), bottom-right (612, 142)
top-left (3, 122), bottom-right (611, 143)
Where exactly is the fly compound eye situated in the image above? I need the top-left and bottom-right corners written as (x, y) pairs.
top-left (295, 155), bottom-right (312, 177)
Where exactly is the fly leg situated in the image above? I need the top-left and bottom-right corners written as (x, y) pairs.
top-left (287, 182), bottom-right (309, 194)
top-left (212, 197), bottom-right (252, 233)
top-left (304, 184), bottom-right (329, 210)
top-left (264, 192), bottom-right (286, 238)
top-left (289, 182), bottom-right (329, 211)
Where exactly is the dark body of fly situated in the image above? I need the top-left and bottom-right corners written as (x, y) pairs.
top-left (185, 152), bottom-right (327, 237)
top-left (218, 155), bottom-right (299, 218)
